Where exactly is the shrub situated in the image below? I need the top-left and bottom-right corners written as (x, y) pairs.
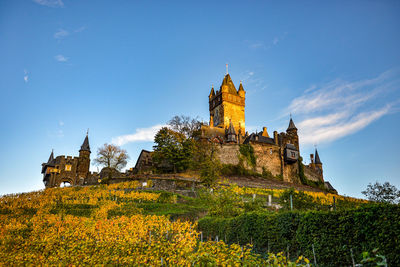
top-left (198, 204), bottom-right (400, 266)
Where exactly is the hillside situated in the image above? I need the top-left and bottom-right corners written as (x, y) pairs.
top-left (1, 179), bottom-right (398, 266)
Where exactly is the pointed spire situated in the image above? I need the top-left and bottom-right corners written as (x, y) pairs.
top-left (287, 117), bottom-right (297, 131)
top-left (80, 132), bottom-right (91, 153)
top-left (47, 149), bottom-right (54, 163)
top-left (238, 81), bottom-right (244, 92)
top-left (315, 149), bottom-right (322, 165)
top-left (209, 86), bottom-right (215, 98)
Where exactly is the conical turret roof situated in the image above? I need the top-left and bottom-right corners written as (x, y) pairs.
top-left (238, 81), bottom-right (245, 92)
top-left (80, 134), bottom-right (91, 152)
top-left (221, 74), bottom-right (238, 94)
top-left (315, 149), bottom-right (322, 164)
top-left (287, 118), bottom-right (297, 131)
top-left (47, 150), bottom-right (54, 163)
top-left (209, 86), bottom-right (215, 98)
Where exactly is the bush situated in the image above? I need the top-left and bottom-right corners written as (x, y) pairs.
top-left (198, 204), bottom-right (400, 266)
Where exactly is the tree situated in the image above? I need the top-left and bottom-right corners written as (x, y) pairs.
top-left (94, 144), bottom-right (129, 171)
top-left (152, 127), bottom-right (194, 172)
top-left (168, 115), bottom-right (202, 139)
top-left (362, 181), bottom-right (400, 204)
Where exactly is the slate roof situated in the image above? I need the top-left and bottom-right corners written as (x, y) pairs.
top-left (209, 87), bottom-right (215, 98)
top-left (238, 82), bottom-right (244, 92)
top-left (287, 118), bottom-right (297, 131)
top-left (324, 181), bottom-right (336, 192)
top-left (315, 149), bottom-right (322, 164)
top-left (41, 150), bottom-right (55, 173)
top-left (244, 132), bottom-right (275, 145)
top-left (220, 74), bottom-right (238, 94)
top-left (80, 134), bottom-right (91, 152)
top-left (286, 143), bottom-right (297, 150)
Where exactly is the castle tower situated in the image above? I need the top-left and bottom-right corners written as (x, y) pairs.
top-left (286, 117), bottom-right (299, 151)
top-left (314, 149), bottom-right (323, 176)
top-left (77, 133), bottom-right (91, 180)
top-left (209, 72), bottom-right (245, 133)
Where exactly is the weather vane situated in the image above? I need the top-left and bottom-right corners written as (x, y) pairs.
top-left (226, 63), bottom-right (228, 74)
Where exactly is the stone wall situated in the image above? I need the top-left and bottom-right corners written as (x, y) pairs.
top-left (251, 143), bottom-right (281, 176)
top-left (304, 165), bottom-right (324, 183)
top-left (217, 144), bottom-right (240, 165)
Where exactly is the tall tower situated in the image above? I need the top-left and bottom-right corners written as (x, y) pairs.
top-left (77, 133), bottom-right (91, 179)
top-left (314, 149), bottom-right (323, 177)
top-left (209, 73), bottom-right (246, 133)
top-left (286, 118), bottom-right (299, 152)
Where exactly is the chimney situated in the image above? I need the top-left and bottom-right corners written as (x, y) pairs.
top-left (273, 131), bottom-right (278, 145)
top-left (310, 154), bottom-right (314, 164)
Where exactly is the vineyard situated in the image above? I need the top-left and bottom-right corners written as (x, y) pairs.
top-left (0, 180), bottom-right (397, 266)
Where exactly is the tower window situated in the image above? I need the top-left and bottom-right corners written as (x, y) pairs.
top-left (65, 165), bottom-right (72, 171)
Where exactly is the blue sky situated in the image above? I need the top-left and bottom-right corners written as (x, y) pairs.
top-left (1, 0), bottom-right (399, 198)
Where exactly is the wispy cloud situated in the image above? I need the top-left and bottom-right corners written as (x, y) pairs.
top-left (54, 54), bottom-right (68, 62)
top-left (239, 70), bottom-right (267, 95)
top-left (54, 29), bottom-right (69, 39)
top-left (74, 26), bottom-right (86, 33)
top-left (33, 0), bottom-right (64, 8)
top-left (112, 124), bottom-right (166, 146)
top-left (286, 69), bottom-right (400, 146)
top-left (23, 69), bottom-right (29, 83)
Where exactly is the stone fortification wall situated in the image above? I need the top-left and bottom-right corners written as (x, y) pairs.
top-left (304, 166), bottom-right (324, 183)
top-left (251, 143), bottom-right (281, 176)
top-left (217, 144), bottom-right (240, 165)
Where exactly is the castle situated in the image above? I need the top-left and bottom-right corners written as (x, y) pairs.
top-left (199, 72), bottom-right (326, 185)
top-left (42, 70), bottom-right (334, 191)
top-left (41, 134), bottom-right (92, 187)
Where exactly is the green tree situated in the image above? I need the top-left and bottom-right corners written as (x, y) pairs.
top-left (362, 181), bottom-right (400, 204)
top-left (152, 127), bottom-right (194, 172)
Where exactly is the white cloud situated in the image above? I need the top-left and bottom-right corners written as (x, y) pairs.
top-left (54, 29), bottom-right (69, 39)
top-left (54, 54), bottom-right (68, 62)
top-left (299, 106), bottom-right (391, 145)
top-left (272, 37), bottom-right (279, 45)
top-left (112, 124), bottom-right (166, 146)
top-left (286, 69), bottom-right (400, 146)
top-left (59, 121), bottom-right (64, 126)
top-left (33, 0), bottom-right (64, 8)
top-left (23, 69), bottom-right (28, 83)
top-left (74, 26), bottom-right (86, 33)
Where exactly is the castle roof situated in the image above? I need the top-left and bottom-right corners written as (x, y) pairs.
top-left (41, 150), bottom-right (55, 173)
top-left (80, 134), bottom-right (91, 153)
top-left (221, 74), bottom-right (238, 94)
top-left (315, 149), bottom-right (322, 164)
top-left (244, 132), bottom-right (275, 145)
top-left (287, 118), bottom-right (297, 131)
top-left (209, 86), bottom-right (215, 98)
top-left (47, 150), bottom-right (54, 164)
top-left (238, 82), bottom-right (244, 92)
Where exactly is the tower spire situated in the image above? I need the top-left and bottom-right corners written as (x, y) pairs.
top-left (80, 132), bottom-right (91, 153)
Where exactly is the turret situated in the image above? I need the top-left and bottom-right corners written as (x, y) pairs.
top-left (77, 132), bottom-right (91, 180)
top-left (314, 149), bottom-right (323, 176)
top-left (286, 117), bottom-right (299, 152)
top-left (209, 86), bottom-right (215, 99)
top-left (238, 81), bottom-right (245, 98)
top-left (226, 120), bottom-right (237, 143)
top-left (287, 118), bottom-right (297, 134)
